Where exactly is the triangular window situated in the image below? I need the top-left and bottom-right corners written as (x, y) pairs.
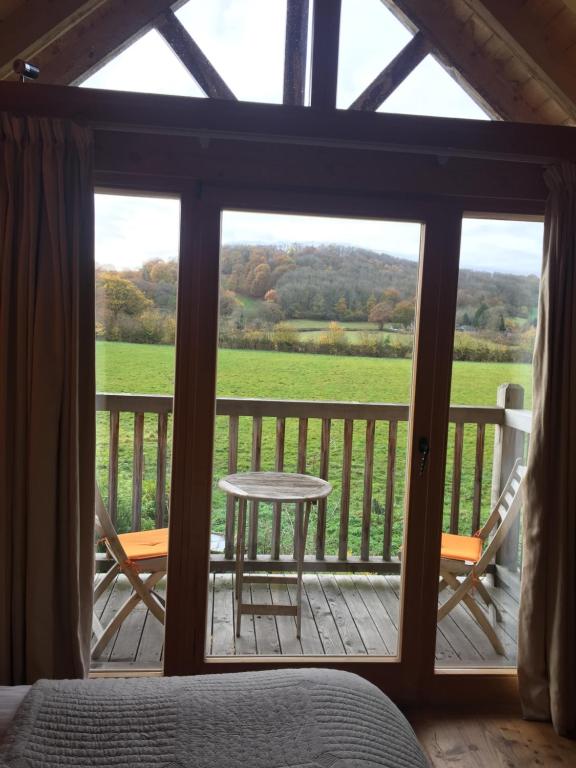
top-left (379, 55), bottom-right (489, 120)
top-left (81, 29), bottom-right (205, 98)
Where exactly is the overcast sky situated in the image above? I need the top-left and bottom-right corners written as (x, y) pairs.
top-left (86, 0), bottom-right (544, 277)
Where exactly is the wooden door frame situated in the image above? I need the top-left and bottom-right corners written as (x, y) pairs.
top-left (93, 174), bottom-right (542, 708)
top-left (158, 184), bottom-right (485, 703)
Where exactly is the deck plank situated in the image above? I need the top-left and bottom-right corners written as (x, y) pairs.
top-left (286, 581), bottom-right (325, 655)
top-left (250, 582), bottom-right (282, 655)
top-left (336, 575), bottom-right (388, 655)
top-left (211, 574), bottom-right (236, 657)
top-left (351, 575), bottom-right (396, 655)
top-left (234, 580), bottom-right (258, 656)
top-left (303, 575), bottom-right (346, 655)
top-left (91, 571), bottom-right (519, 668)
top-left (270, 583), bottom-right (304, 655)
top-left (318, 574), bottom-right (367, 654)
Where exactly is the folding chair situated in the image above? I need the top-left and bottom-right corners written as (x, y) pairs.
top-left (92, 488), bottom-right (168, 659)
top-left (438, 459), bottom-right (526, 655)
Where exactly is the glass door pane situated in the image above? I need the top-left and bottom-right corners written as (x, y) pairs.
top-left (435, 215), bottom-right (543, 669)
top-left (206, 210), bottom-right (423, 658)
top-left (93, 191), bottom-right (181, 670)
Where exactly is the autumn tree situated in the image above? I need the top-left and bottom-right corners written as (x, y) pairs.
top-left (96, 273), bottom-right (152, 320)
top-left (334, 296), bottom-right (348, 320)
top-left (250, 263), bottom-right (272, 297)
top-left (391, 299), bottom-right (415, 327)
top-left (369, 301), bottom-right (394, 330)
top-left (264, 289), bottom-right (279, 302)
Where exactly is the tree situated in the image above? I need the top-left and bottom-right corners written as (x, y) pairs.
top-left (366, 294), bottom-right (377, 318)
top-left (334, 296), bottom-right (348, 320)
top-left (473, 302), bottom-right (489, 328)
top-left (391, 299), bottom-right (415, 327)
top-left (220, 289), bottom-right (239, 317)
top-left (369, 301), bottom-right (393, 330)
top-left (264, 288), bottom-right (278, 302)
top-left (250, 263), bottom-right (272, 297)
top-left (96, 273), bottom-right (152, 322)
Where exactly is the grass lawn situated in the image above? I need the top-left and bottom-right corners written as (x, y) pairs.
top-left (96, 342), bottom-right (532, 557)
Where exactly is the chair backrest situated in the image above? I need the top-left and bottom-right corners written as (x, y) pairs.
top-left (95, 486), bottom-right (129, 564)
top-left (474, 458), bottom-right (526, 575)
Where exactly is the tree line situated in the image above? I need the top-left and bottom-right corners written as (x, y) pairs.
top-left (96, 243), bottom-right (539, 348)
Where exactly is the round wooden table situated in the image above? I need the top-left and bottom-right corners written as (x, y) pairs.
top-left (218, 471), bottom-right (332, 639)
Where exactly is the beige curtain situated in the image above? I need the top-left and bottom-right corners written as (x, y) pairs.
top-left (0, 114), bottom-right (95, 683)
top-left (518, 163), bottom-right (576, 738)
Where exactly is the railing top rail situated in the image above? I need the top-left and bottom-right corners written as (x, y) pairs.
top-left (503, 407), bottom-right (532, 434)
top-left (96, 393), bottom-right (507, 425)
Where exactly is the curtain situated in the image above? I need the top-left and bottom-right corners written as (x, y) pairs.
top-left (0, 114), bottom-right (95, 683)
top-left (518, 163), bottom-right (576, 738)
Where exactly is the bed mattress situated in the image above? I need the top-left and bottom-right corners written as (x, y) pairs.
top-left (0, 669), bottom-right (427, 767)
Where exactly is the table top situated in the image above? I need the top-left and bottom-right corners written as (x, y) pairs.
top-left (218, 471), bottom-right (332, 503)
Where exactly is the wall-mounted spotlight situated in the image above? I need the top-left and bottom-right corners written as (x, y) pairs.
top-left (13, 59), bottom-right (40, 83)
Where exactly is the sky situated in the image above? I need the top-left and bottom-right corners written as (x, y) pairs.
top-left (86, 0), bottom-right (544, 277)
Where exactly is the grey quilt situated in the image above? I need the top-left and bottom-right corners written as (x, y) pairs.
top-left (0, 669), bottom-right (428, 768)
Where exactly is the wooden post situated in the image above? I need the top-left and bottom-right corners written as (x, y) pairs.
top-left (491, 383), bottom-right (525, 576)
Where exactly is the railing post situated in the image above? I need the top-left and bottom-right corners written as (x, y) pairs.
top-left (491, 383), bottom-right (525, 576)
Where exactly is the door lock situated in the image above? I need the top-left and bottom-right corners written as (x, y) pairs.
top-left (418, 437), bottom-right (430, 475)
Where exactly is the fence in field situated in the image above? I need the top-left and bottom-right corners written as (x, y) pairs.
top-left (95, 383), bottom-right (531, 578)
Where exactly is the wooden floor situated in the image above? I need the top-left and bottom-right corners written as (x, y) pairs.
top-left (92, 571), bottom-right (519, 668)
top-left (410, 710), bottom-right (576, 767)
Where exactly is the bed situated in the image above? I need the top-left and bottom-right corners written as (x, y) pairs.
top-left (0, 669), bottom-right (428, 767)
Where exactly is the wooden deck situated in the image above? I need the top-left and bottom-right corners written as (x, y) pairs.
top-left (92, 572), bottom-right (519, 669)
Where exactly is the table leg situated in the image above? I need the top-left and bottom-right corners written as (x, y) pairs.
top-left (235, 497), bottom-right (247, 637)
top-left (296, 501), bottom-right (312, 639)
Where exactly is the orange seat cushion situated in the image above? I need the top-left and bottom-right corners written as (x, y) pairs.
top-left (440, 532), bottom-right (482, 563)
top-left (117, 528), bottom-right (168, 561)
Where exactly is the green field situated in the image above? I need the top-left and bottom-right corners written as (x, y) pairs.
top-left (96, 341), bottom-right (532, 557)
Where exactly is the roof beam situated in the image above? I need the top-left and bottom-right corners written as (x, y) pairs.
top-left (156, 9), bottom-right (235, 100)
top-left (283, 0), bottom-right (310, 106)
top-left (5, 0), bottom-right (183, 85)
top-left (380, 0), bottom-right (544, 123)
top-left (2, 81), bottom-right (575, 165)
top-left (463, 0), bottom-right (576, 121)
top-left (310, 0), bottom-right (341, 109)
top-left (0, 0), bottom-right (107, 79)
top-left (349, 31), bottom-right (431, 111)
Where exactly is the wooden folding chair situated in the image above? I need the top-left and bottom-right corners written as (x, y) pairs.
top-left (438, 459), bottom-right (526, 655)
top-left (92, 488), bottom-right (168, 659)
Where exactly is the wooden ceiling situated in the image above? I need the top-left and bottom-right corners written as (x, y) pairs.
top-left (1, 0), bottom-right (576, 125)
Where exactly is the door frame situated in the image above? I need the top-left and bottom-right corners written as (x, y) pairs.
top-left (161, 185), bottom-right (462, 699)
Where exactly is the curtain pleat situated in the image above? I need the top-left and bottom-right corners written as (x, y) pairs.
top-left (518, 163), bottom-right (576, 737)
top-left (0, 114), bottom-right (95, 683)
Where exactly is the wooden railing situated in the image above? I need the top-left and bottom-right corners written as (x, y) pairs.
top-left (96, 387), bottom-right (530, 573)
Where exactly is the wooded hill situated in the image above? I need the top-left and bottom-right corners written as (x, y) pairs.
top-left (95, 243), bottom-right (539, 344)
top-left (221, 244), bottom-right (539, 329)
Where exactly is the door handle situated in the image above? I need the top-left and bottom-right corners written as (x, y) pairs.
top-left (418, 437), bottom-right (430, 476)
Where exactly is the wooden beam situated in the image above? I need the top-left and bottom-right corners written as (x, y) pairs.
top-left (310, 0), bottom-right (341, 109)
top-left (283, 0), bottom-right (310, 106)
top-left (0, 81), bottom-right (574, 164)
top-left (349, 31), bottom-right (432, 111)
top-left (6, 0), bottom-right (183, 85)
top-left (155, 9), bottom-right (235, 100)
top-left (0, 0), bottom-right (107, 79)
top-left (463, 0), bottom-right (576, 121)
top-left (379, 0), bottom-right (546, 123)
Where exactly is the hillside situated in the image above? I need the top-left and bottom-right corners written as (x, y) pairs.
top-left (95, 243), bottom-right (539, 348)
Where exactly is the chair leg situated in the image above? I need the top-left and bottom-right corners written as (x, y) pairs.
top-left (462, 593), bottom-right (506, 655)
top-left (91, 591), bottom-right (141, 658)
top-left (475, 579), bottom-right (502, 621)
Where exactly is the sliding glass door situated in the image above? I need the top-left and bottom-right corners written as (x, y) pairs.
top-left (92, 190), bottom-right (181, 670)
top-left (206, 209), bottom-right (424, 660)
